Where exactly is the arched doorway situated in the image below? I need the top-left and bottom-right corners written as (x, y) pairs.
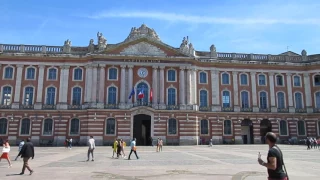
top-left (260, 119), bottom-right (272, 144)
top-left (241, 119), bottom-right (254, 144)
top-left (136, 82), bottom-right (149, 105)
top-left (133, 114), bottom-right (151, 146)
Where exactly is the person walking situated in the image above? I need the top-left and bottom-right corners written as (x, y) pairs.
top-left (87, 136), bottom-right (95, 161)
top-left (15, 139), bottom-right (25, 161)
top-left (159, 138), bottom-right (163, 152)
top-left (116, 139), bottom-right (122, 158)
top-left (128, 138), bottom-right (139, 160)
top-left (68, 138), bottom-right (73, 149)
top-left (120, 139), bottom-right (126, 158)
top-left (0, 139), bottom-right (12, 168)
top-left (112, 138), bottom-right (118, 158)
top-left (257, 132), bottom-right (288, 180)
top-left (18, 138), bottom-right (34, 175)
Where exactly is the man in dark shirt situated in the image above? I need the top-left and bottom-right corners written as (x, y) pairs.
top-left (258, 132), bottom-right (287, 180)
top-left (17, 138), bottom-right (34, 175)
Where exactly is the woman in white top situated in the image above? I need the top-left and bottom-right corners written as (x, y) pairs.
top-left (87, 136), bottom-right (95, 161)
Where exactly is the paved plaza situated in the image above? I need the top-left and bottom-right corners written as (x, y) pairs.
top-left (0, 145), bottom-right (319, 180)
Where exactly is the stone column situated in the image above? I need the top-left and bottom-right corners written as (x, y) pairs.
top-left (119, 65), bottom-right (126, 109)
top-left (34, 65), bottom-right (45, 109)
top-left (152, 66), bottom-right (158, 108)
top-left (232, 71), bottom-right (240, 112)
top-left (159, 66), bottom-right (165, 109)
top-left (97, 64), bottom-right (106, 108)
top-left (211, 69), bottom-right (221, 111)
top-left (269, 72), bottom-right (276, 112)
top-left (12, 64), bottom-right (24, 109)
top-left (84, 65), bottom-right (93, 108)
top-left (127, 65), bottom-right (134, 108)
top-left (303, 73), bottom-right (312, 113)
top-left (186, 68), bottom-right (192, 108)
top-left (179, 66), bottom-right (186, 109)
top-left (286, 73), bottom-right (294, 113)
top-left (191, 68), bottom-right (198, 110)
top-left (250, 72), bottom-right (259, 112)
top-left (90, 64), bottom-right (98, 108)
top-left (57, 65), bottom-right (70, 109)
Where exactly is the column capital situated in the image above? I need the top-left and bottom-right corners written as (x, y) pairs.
top-left (99, 64), bottom-right (106, 68)
top-left (38, 65), bottom-right (46, 69)
top-left (286, 72), bottom-right (292, 76)
top-left (120, 65), bottom-right (127, 69)
top-left (127, 65), bottom-right (134, 69)
top-left (303, 73), bottom-right (310, 77)
top-left (85, 64), bottom-right (93, 69)
top-left (92, 64), bottom-right (99, 68)
top-left (152, 65), bottom-right (158, 69)
top-left (232, 71), bottom-right (238, 75)
top-left (60, 65), bottom-right (70, 69)
top-left (179, 66), bottom-right (186, 70)
top-left (16, 64), bottom-right (24, 68)
top-left (268, 72), bottom-right (275, 76)
top-left (210, 69), bottom-right (219, 74)
top-left (250, 71), bottom-right (257, 75)
top-left (159, 66), bottom-right (165, 70)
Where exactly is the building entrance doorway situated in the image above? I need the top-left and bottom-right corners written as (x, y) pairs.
top-left (241, 119), bottom-right (254, 144)
top-left (260, 119), bottom-right (272, 144)
top-left (133, 114), bottom-right (151, 146)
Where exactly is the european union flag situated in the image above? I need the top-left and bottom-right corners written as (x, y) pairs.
top-left (128, 87), bottom-right (135, 99)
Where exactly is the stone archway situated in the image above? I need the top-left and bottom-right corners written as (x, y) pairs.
top-left (241, 119), bottom-right (254, 144)
top-left (260, 119), bottom-right (272, 144)
top-left (130, 108), bottom-right (154, 143)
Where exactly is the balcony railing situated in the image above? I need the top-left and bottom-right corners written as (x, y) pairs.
top-left (313, 108), bottom-right (320, 113)
top-left (42, 104), bottom-right (56, 110)
top-left (259, 108), bottom-right (271, 112)
top-left (199, 106), bottom-right (210, 111)
top-left (240, 107), bottom-right (253, 112)
top-left (133, 102), bottom-right (152, 107)
top-left (68, 105), bottom-right (82, 110)
top-left (295, 108), bottom-right (307, 113)
top-left (19, 104), bottom-right (34, 109)
top-left (166, 105), bottom-right (180, 110)
top-left (277, 108), bottom-right (289, 113)
top-left (222, 107), bottom-right (234, 112)
top-left (104, 104), bottom-right (119, 109)
top-left (0, 104), bottom-right (11, 109)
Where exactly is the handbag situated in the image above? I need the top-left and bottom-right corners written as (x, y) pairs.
top-left (2, 147), bottom-right (10, 153)
top-left (273, 145), bottom-right (289, 180)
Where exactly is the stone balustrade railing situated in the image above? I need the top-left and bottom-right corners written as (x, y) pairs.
top-left (0, 43), bottom-right (313, 62)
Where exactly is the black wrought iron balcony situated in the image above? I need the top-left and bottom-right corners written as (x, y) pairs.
top-left (277, 108), bottom-right (289, 113)
top-left (42, 104), bottom-right (56, 110)
top-left (240, 107), bottom-right (253, 112)
top-left (222, 107), bottom-right (234, 112)
top-left (133, 102), bottom-right (152, 107)
top-left (166, 105), bottom-right (180, 110)
top-left (68, 105), bottom-right (82, 110)
top-left (313, 108), bottom-right (320, 113)
top-left (0, 104), bottom-right (11, 109)
top-left (295, 108), bottom-right (307, 113)
top-left (199, 106), bottom-right (210, 111)
top-left (259, 108), bottom-right (271, 112)
top-left (104, 104), bottom-right (119, 109)
top-left (19, 104), bottom-right (34, 109)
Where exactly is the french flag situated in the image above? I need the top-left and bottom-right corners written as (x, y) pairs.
top-left (138, 88), bottom-right (144, 99)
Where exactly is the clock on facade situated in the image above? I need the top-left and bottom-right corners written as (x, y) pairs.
top-left (138, 67), bottom-right (148, 78)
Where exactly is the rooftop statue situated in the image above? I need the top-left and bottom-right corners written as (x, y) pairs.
top-left (97, 32), bottom-right (107, 51)
top-left (125, 24), bottom-right (161, 42)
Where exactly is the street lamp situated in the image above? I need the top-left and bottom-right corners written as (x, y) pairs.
top-left (124, 113), bottom-right (127, 120)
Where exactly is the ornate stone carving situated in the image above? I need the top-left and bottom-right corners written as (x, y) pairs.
top-left (63, 39), bottom-right (71, 53)
top-left (88, 39), bottom-right (95, 53)
top-left (120, 42), bottom-right (167, 56)
top-left (210, 44), bottom-right (217, 58)
top-left (179, 36), bottom-right (195, 57)
top-left (301, 49), bottom-right (307, 61)
top-left (125, 24), bottom-right (160, 42)
top-left (97, 32), bottom-right (107, 51)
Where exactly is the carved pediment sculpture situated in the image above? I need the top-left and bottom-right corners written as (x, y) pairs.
top-left (124, 24), bottom-right (161, 42)
top-left (120, 42), bottom-right (167, 56)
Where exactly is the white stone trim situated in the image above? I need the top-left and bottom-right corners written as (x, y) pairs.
top-left (68, 118), bottom-right (80, 136)
top-left (22, 85), bottom-right (36, 105)
top-left (200, 119), bottom-right (210, 135)
top-left (107, 66), bottom-right (119, 81)
top-left (47, 67), bottom-right (58, 81)
top-left (292, 74), bottom-right (302, 87)
top-left (70, 86), bottom-right (83, 105)
top-left (296, 120), bottom-right (307, 136)
top-left (0, 85), bottom-right (13, 105)
top-left (293, 91), bottom-right (304, 108)
top-left (239, 73), bottom-right (249, 86)
top-left (167, 118), bottom-right (178, 136)
top-left (2, 65), bottom-right (15, 80)
top-left (275, 74), bottom-right (285, 87)
top-left (257, 73), bottom-right (267, 86)
top-left (130, 108), bottom-right (154, 138)
top-left (0, 117), bottom-right (8, 135)
top-left (25, 66), bottom-right (37, 80)
top-left (312, 73), bottom-right (320, 87)
top-left (106, 84), bottom-right (118, 104)
top-left (279, 120), bottom-right (289, 136)
top-left (221, 89), bottom-right (232, 107)
top-left (313, 91), bottom-right (320, 108)
top-left (72, 66), bottom-right (84, 81)
top-left (134, 80), bottom-right (151, 103)
top-left (166, 85), bottom-right (177, 105)
top-left (275, 91), bottom-right (286, 108)
top-left (240, 90), bottom-right (251, 108)
top-left (19, 118), bottom-right (31, 136)
top-left (44, 86), bottom-right (57, 105)
top-left (198, 71), bottom-right (208, 84)
top-left (258, 90), bottom-right (269, 108)
top-left (166, 68), bottom-right (177, 82)
top-left (223, 119), bottom-right (233, 136)
top-left (220, 72), bottom-right (230, 85)
top-left (42, 118), bottom-right (54, 136)
top-left (105, 117), bottom-right (117, 136)
top-left (199, 88), bottom-right (209, 106)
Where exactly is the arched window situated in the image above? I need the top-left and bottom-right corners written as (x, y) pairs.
top-left (106, 118), bottom-right (116, 135)
top-left (46, 87), bottom-right (56, 105)
top-left (293, 76), bottom-right (301, 86)
top-left (167, 88), bottom-right (176, 105)
top-left (4, 67), bottom-right (13, 79)
top-left (136, 82), bottom-right (149, 103)
top-left (0, 118), bottom-right (8, 135)
top-left (277, 92), bottom-right (285, 109)
top-left (279, 120), bottom-right (288, 136)
top-left (108, 68), bottom-right (117, 80)
top-left (26, 67), bottom-right (35, 79)
top-left (222, 91), bottom-right (230, 107)
top-left (199, 90), bottom-right (208, 107)
top-left (1, 86), bottom-right (12, 105)
top-left (48, 68), bottom-right (57, 80)
top-left (69, 118), bottom-right (80, 135)
top-left (259, 92), bottom-right (267, 109)
top-left (258, 74), bottom-right (266, 85)
top-left (168, 69), bottom-right (176, 82)
top-left (315, 92), bottom-right (320, 108)
top-left (241, 91), bottom-right (249, 108)
top-left (276, 75), bottom-right (284, 86)
top-left (240, 74), bottom-right (248, 85)
top-left (221, 73), bottom-right (229, 84)
top-left (24, 87), bottom-right (34, 105)
top-left (223, 120), bottom-right (232, 135)
top-left (200, 119), bottom-right (209, 134)
top-left (314, 75), bottom-right (320, 86)
top-left (20, 118), bottom-right (31, 135)
top-left (199, 72), bottom-right (207, 83)
top-left (297, 120), bottom-right (306, 136)
top-left (294, 92), bottom-right (303, 109)
top-left (168, 118), bottom-right (177, 135)
top-left (43, 119), bottom-right (53, 135)
top-left (107, 87), bottom-right (117, 104)
top-left (72, 87), bottom-right (82, 105)
top-left (74, 68), bottom-right (83, 80)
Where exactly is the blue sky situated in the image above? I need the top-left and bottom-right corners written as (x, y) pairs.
top-left (1, 0), bottom-right (320, 55)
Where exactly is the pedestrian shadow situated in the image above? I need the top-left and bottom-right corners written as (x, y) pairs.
top-left (6, 174), bottom-right (22, 176)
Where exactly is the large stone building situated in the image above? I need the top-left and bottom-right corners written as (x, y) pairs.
top-left (0, 24), bottom-right (319, 146)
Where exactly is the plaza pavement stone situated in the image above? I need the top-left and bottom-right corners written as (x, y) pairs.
top-left (0, 145), bottom-right (319, 180)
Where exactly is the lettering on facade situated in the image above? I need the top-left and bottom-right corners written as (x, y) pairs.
top-left (124, 59), bottom-right (161, 63)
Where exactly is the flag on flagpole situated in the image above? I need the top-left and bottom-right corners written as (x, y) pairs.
top-left (128, 87), bottom-right (135, 99)
top-left (138, 88), bottom-right (144, 99)
top-left (150, 88), bottom-right (153, 102)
